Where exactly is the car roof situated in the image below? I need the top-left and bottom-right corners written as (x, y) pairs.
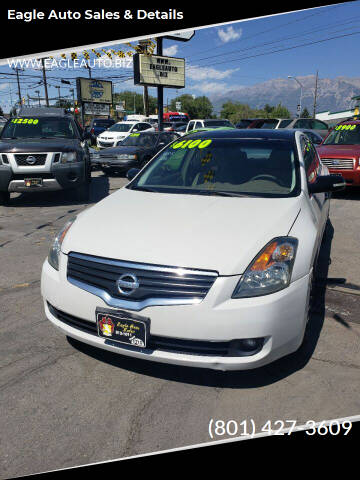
top-left (184, 128), bottom-right (297, 140)
top-left (338, 119), bottom-right (360, 125)
top-left (115, 120), bottom-right (147, 125)
top-left (17, 107), bottom-right (70, 117)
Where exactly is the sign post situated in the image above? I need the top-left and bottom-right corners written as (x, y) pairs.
top-left (157, 38), bottom-right (163, 131)
top-left (133, 32), bottom-right (193, 131)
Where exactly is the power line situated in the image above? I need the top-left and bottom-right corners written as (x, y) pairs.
top-left (187, 3), bottom-right (345, 59)
top-left (198, 29), bottom-right (360, 68)
top-left (193, 14), bottom-right (360, 64)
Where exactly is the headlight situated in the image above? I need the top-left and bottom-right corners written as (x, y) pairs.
top-left (61, 152), bottom-right (77, 163)
top-left (48, 218), bottom-right (76, 270)
top-left (116, 154), bottom-right (137, 160)
top-left (232, 237), bottom-right (298, 298)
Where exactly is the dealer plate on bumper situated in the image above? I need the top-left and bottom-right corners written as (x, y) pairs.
top-left (96, 307), bottom-right (150, 348)
top-left (24, 178), bottom-right (42, 187)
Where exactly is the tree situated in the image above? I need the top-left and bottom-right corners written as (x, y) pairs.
top-left (113, 91), bottom-right (157, 115)
top-left (0, 106), bottom-right (4, 116)
top-left (300, 107), bottom-right (310, 118)
top-left (220, 101), bottom-right (256, 123)
top-left (220, 101), bottom-right (291, 124)
top-left (169, 94), bottom-right (213, 119)
top-left (271, 103), bottom-right (291, 118)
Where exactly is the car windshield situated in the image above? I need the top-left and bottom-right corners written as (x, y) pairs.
top-left (203, 120), bottom-right (232, 128)
top-left (323, 124), bottom-right (360, 145)
top-left (121, 133), bottom-right (157, 147)
top-left (1, 117), bottom-right (77, 139)
top-left (108, 123), bottom-right (133, 132)
top-left (277, 119), bottom-right (292, 128)
top-left (236, 120), bottom-right (253, 128)
top-left (258, 120), bottom-right (279, 129)
top-left (128, 137), bottom-right (299, 197)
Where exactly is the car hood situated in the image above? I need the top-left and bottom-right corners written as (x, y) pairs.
top-left (98, 131), bottom-right (128, 139)
top-left (0, 137), bottom-right (80, 153)
top-left (317, 144), bottom-right (360, 156)
top-left (62, 188), bottom-right (301, 275)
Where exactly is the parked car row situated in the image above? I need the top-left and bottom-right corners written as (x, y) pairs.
top-left (235, 117), bottom-right (330, 137)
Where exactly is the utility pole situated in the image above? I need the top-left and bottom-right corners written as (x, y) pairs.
top-left (138, 40), bottom-right (151, 117)
top-left (157, 37), bottom-right (164, 131)
top-left (12, 67), bottom-right (23, 105)
top-left (313, 70), bottom-right (319, 118)
top-left (41, 58), bottom-right (49, 107)
top-left (84, 61), bottom-right (92, 78)
top-left (35, 90), bottom-right (41, 106)
top-left (55, 86), bottom-right (61, 105)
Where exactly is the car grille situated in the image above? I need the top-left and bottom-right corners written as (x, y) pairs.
top-left (47, 303), bottom-right (262, 357)
top-left (321, 158), bottom-right (355, 170)
top-left (67, 252), bottom-right (217, 303)
top-left (14, 153), bottom-right (47, 166)
top-left (98, 141), bottom-right (115, 147)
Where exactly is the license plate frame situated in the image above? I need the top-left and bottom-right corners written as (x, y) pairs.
top-left (24, 178), bottom-right (43, 187)
top-left (96, 307), bottom-right (150, 348)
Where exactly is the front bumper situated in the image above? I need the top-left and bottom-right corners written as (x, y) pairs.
top-left (41, 255), bottom-right (310, 371)
top-left (100, 159), bottom-right (138, 170)
top-left (3, 163), bottom-right (86, 192)
top-left (97, 139), bottom-right (123, 149)
top-left (328, 169), bottom-right (360, 186)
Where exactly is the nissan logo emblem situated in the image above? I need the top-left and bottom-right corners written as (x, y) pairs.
top-left (26, 156), bottom-right (37, 165)
top-left (116, 273), bottom-right (139, 296)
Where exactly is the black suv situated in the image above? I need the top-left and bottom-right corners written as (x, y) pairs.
top-left (0, 107), bottom-right (91, 205)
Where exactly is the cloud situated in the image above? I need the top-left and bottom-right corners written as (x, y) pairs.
top-left (217, 26), bottom-right (242, 43)
top-left (191, 81), bottom-right (232, 94)
top-left (163, 45), bottom-right (178, 56)
top-left (187, 65), bottom-right (239, 81)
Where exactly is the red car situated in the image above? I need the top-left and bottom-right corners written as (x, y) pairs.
top-left (316, 120), bottom-right (360, 186)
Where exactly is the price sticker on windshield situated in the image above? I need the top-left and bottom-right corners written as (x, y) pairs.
top-left (11, 118), bottom-right (39, 125)
top-left (335, 124), bottom-right (356, 131)
top-left (130, 133), bottom-right (140, 136)
top-left (171, 139), bottom-right (212, 149)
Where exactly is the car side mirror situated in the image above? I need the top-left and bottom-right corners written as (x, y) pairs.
top-left (308, 174), bottom-right (346, 194)
top-left (127, 168), bottom-right (140, 181)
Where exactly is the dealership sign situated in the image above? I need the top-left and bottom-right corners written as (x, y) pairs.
top-left (76, 78), bottom-right (113, 104)
top-left (83, 102), bottom-right (110, 115)
top-left (133, 54), bottom-right (185, 89)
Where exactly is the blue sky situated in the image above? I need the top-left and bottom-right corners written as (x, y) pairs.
top-left (1, 2), bottom-right (360, 112)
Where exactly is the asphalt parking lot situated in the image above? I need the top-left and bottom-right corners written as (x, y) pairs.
top-left (1, 172), bottom-right (359, 478)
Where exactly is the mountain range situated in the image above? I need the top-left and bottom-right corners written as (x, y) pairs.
top-left (210, 75), bottom-right (360, 116)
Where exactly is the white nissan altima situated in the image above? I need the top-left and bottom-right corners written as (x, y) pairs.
top-left (41, 129), bottom-right (345, 370)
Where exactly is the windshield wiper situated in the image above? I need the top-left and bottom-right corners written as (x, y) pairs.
top-left (196, 190), bottom-right (252, 197)
top-left (130, 186), bottom-right (159, 192)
